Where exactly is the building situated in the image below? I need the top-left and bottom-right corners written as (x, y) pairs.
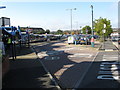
top-left (20, 27), bottom-right (45, 34)
top-left (0, 17), bottom-right (10, 27)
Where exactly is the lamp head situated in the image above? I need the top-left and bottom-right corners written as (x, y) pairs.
top-left (90, 5), bottom-right (93, 9)
top-left (74, 8), bottom-right (77, 10)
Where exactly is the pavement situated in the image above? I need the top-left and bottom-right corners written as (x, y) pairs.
top-left (2, 44), bottom-right (60, 89)
top-left (99, 39), bottom-right (119, 51)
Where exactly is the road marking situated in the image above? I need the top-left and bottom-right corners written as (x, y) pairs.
top-left (101, 62), bottom-right (119, 65)
top-left (105, 49), bottom-right (113, 51)
top-left (74, 52), bottom-right (99, 88)
top-left (46, 51), bottom-right (64, 55)
top-left (37, 52), bottom-right (48, 58)
top-left (97, 55), bottom-right (119, 80)
top-left (97, 75), bottom-right (119, 80)
top-left (100, 66), bottom-right (119, 71)
top-left (44, 56), bottom-right (60, 60)
top-left (98, 71), bottom-right (120, 75)
top-left (37, 50), bottom-right (64, 58)
top-left (102, 55), bottom-right (118, 61)
top-left (68, 53), bottom-right (93, 58)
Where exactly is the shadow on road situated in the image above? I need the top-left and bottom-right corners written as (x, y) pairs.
top-left (33, 40), bottom-right (120, 89)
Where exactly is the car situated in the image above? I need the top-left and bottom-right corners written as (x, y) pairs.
top-left (118, 37), bottom-right (120, 44)
top-left (39, 35), bottom-right (47, 41)
top-left (21, 32), bottom-right (29, 43)
top-left (111, 36), bottom-right (119, 41)
top-left (79, 35), bottom-right (91, 45)
top-left (79, 37), bottom-right (87, 45)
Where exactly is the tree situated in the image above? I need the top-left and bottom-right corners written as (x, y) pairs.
top-left (56, 30), bottom-right (63, 34)
top-left (36, 29), bottom-right (45, 34)
top-left (71, 31), bottom-right (75, 35)
top-left (63, 30), bottom-right (71, 34)
top-left (94, 17), bottom-right (113, 37)
top-left (45, 29), bottom-right (50, 34)
top-left (82, 25), bottom-right (91, 34)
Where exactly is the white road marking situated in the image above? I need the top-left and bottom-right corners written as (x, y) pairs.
top-left (68, 53), bottom-right (93, 58)
top-left (97, 75), bottom-right (119, 80)
top-left (97, 55), bottom-right (119, 80)
top-left (74, 52), bottom-right (99, 88)
top-left (44, 56), bottom-right (60, 60)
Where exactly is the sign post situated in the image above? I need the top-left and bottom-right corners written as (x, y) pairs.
top-left (102, 29), bottom-right (106, 49)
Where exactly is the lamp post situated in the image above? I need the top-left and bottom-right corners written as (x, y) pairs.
top-left (0, 6), bottom-right (6, 41)
top-left (80, 26), bottom-right (82, 35)
top-left (26, 27), bottom-right (30, 48)
top-left (90, 5), bottom-right (94, 47)
top-left (0, 6), bottom-right (6, 27)
top-left (102, 24), bottom-right (106, 49)
top-left (66, 8), bottom-right (76, 31)
top-left (0, 6), bottom-right (6, 9)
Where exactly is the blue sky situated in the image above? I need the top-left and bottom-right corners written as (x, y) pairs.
top-left (0, 1), bottom-right (118, 31)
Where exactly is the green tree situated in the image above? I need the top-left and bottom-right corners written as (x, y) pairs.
top-left (94, 17), bottom-right (113, 37)
top-left (20, 28), bottom-right (26, 32)
top-left (82, 25), bottom-right (91, 34)
top-left (56, 30), bottom-right (63, 34)
top-left (36, 29), bottom-right (45, 34)
top-left (71, 31), bottom-right (75, 35)
top-left (45, 29), bottom-right (50, 34)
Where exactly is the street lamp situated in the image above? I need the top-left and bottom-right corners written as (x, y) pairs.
top-left (0, 6), bottom-right (6, 9)
top-left (75, 21), bottom-right (78, 30)
top-left (0, 6), bottom-right (6, 27)
top-left (80, 26), bottom-right (82, 34)
top-left (66, 8), bottom-right (77, 31)
top-left (90, 5), bottom-right (94, 47)
top-left (102, 24), bottom-right (106, 49)
top-left (26, 27), bottom-right (30, 47)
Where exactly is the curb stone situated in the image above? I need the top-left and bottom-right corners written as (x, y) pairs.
top-left (30, 45), bottom-right (61, 90)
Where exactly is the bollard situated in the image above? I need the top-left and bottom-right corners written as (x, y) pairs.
top-left (91, 37), bottom-right (94, 47)
top-left (75, 40), bottom-right (77, 45)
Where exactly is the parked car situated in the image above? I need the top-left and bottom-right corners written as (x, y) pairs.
top-left (118, 37), bottom-right (120, 44)
top-left (79, 35), bottom-right (91, 45)
top-left (111, 36), bottom-right (119, 41)
top-left (21, 32), bottom-right (29, 44)
top-left (39, 35), bottom-right (47, 41)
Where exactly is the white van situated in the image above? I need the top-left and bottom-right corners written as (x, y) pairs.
top-left (68, 36), bottom-right (75, 44)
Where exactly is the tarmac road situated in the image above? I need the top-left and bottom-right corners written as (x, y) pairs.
top-left (32, 40), bottom-right (99, 89)
top-left (77, 39), bottom-right (120, 89)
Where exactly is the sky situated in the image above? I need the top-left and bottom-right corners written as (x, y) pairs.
top-left (0, 0), bottom-right (119, 31)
